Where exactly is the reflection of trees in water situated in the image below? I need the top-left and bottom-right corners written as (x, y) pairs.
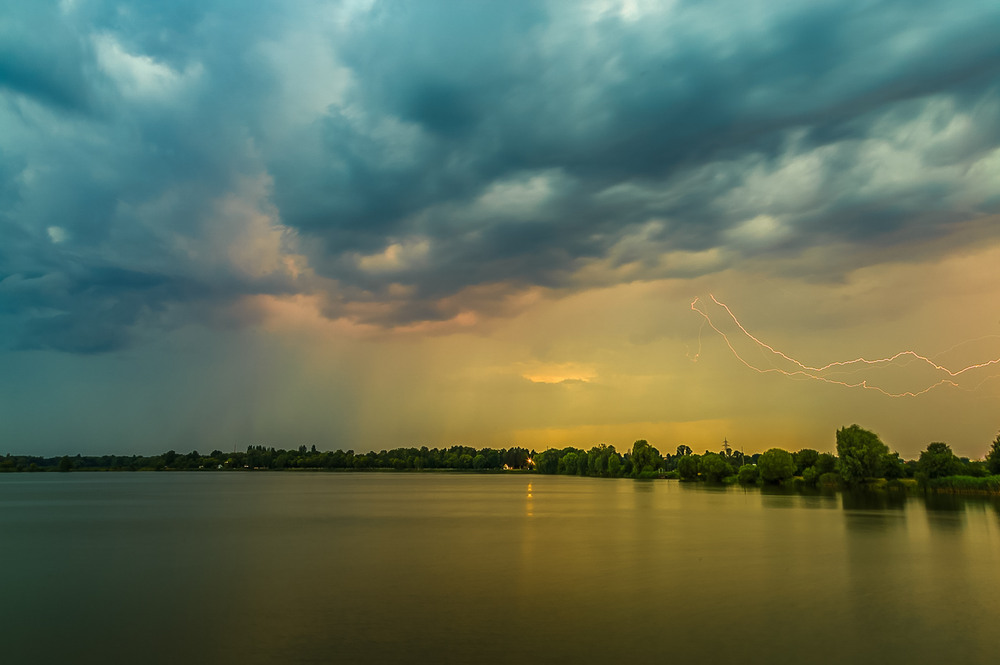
top-left (840, 489), bottom-right (906, 511)
top-left (758, 484), bottom-right (838, 510)
top-left (923, 496), bottom-right (967, 531)
top-left (840, 489), bottom-right (906, 532)
top-left (923, 492), bottom-right (965, 512)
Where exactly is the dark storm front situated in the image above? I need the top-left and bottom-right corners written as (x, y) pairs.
top-left (2, 473), bottom-right (997, 664)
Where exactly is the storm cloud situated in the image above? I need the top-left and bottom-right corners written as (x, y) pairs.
top-left (3, 0), bottom-right (1000, 351)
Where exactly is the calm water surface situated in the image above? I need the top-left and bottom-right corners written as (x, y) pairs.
top-left (2, 473), bottom-right (998, 664)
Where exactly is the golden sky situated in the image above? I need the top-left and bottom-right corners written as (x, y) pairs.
top-left (2, 1), bottom-right (999, 458)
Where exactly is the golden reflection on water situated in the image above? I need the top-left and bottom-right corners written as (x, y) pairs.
top-left (5, 474), bottom-right (1000, 665)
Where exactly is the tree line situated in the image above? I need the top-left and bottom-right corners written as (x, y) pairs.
top-left (4, 426), bottom-right (1000, 492)
top-left (535, 425), bottom-right (1000, 490)
top-left (0, 445), bottom-right (534, 473)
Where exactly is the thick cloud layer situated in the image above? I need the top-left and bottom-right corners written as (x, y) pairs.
top-left (3, 0), bottom-right (1000, 351)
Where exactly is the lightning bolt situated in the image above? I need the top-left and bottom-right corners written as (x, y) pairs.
top-left (690, 295), bottom-right (1000, 398)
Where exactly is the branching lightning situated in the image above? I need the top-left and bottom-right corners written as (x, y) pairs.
top-left (690, 295), bottom-right (1000, 397)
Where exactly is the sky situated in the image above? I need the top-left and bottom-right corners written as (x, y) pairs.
top-left (2, 0), bottom-right (1000, 459)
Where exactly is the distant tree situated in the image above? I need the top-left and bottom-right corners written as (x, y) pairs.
top-left (802, 465), bottom-right (820, 485)
top-left (588, 444), bottom-right (620, 477)
top-left (917, 442), bottom-right (962, 479)
top-left (815, 453), bottom-right (837, 475)
top-left (793, 449), bottom-right (819, 475)
top-left (986, 432), bottom-right (1000, 475)
top-left (58, 456), bottom-right (73, 472)
top-left (503, 447), bottom-right (530, 469)
top-left (758, 448), bottom-right (795, 484)
top-left (630, 440), bottom-right (661, 477)
top-left (676, 444), bottom-right (692, 457)
top-left (883, 452), bottom-right (905, 479)
top-left (699, 453), bottom-right (731, 482)
top-left (559, 452), bottom-right (579, 475)
top-left (962, 459), bottom-right (988, 477)
top-left (836, 425), bottom-right (890, 484)
top-left (607, 454), bottom-right (622, 478)
top-left (737, 464), bottom-right (759, 485)
top-left (480, 448), bottom-right (502, 469)
top-left (676, 454), bottom-right (700, 480)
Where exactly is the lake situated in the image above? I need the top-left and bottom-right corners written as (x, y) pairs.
top-left (2, 472), bottom-right (998, 664)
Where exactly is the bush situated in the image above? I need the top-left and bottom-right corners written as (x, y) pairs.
top-left (815, 453), bottom-right (837, 474)
top-left (699, 453), bottom-right (732, 482)
top-left (917, 442), bottom-right (961, 479)
top-left (794, 449), bottom-right (819, 474)
top-left (784, 477), bottom-right (806, 490)
top-left (758, 448), bottom-right (795, 484)
top-left (676, 454), bottom-right (700, 480)
top-left (736, 464), bottom-right (759, 485)
top-left (924, 475), bottom-right (1000, 494)
top-left (818, 472), bottom-right (842, 488)
top-left (802, 466), bottom-right (820, 486)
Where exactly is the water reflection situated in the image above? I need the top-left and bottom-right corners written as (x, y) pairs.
top-left (758, 484), bottom-right (838, 510)
top-left (5, 474), bottom-right (1000, 665)
top-left (840, 489), bottom-right (906, 533)
top-left (923, 491), bottom-right (965, 512)
top-left (922, 491), bottom-right (968, 531)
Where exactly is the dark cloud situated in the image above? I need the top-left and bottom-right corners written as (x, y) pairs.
top-left (2, 0), bottom-right (1000, 349)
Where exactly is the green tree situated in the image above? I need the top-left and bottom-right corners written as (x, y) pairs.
top-left (676, 444), bottom-right (692, 457)
top-left (962, 459), bottom-right (988, 477)
top-left (699, 453), bottom-right (731, 482)
top-left (676, 454), bottom-right (700, 480)
top-left (534, 451), bottom-right (558, 474)
top-left (608, 454), bottom-right (622, 478)
top-left (737, 464), bottom-right (759, 485)
top-left (814, 453), bottom-right (837, 475)
top-left (630, 440), bottom-right (661, 477)
top-left (986, 432), bottom-right (1000, 475)
top-left (802, 465), bottom-right (820, 485)
top-left (758, 448), bottom-right (795, 484)
top-left (558, 452), bottom-right (579, 475)
top-left (58, 456), bottom-right (73, 472)
top-left (883, 451), bottom-right (905, 479)
top-left (793, 449), bottom-right (819, 475)
top-left (917, 442), bottom-right (962, 479)
top-left (835, 424), bottom-right (890, 484)
top-left (504, 447), bottom-right (530, 469)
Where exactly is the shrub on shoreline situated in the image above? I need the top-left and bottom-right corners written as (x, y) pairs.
top-left (923, 475), bottom-right (1000, 494)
